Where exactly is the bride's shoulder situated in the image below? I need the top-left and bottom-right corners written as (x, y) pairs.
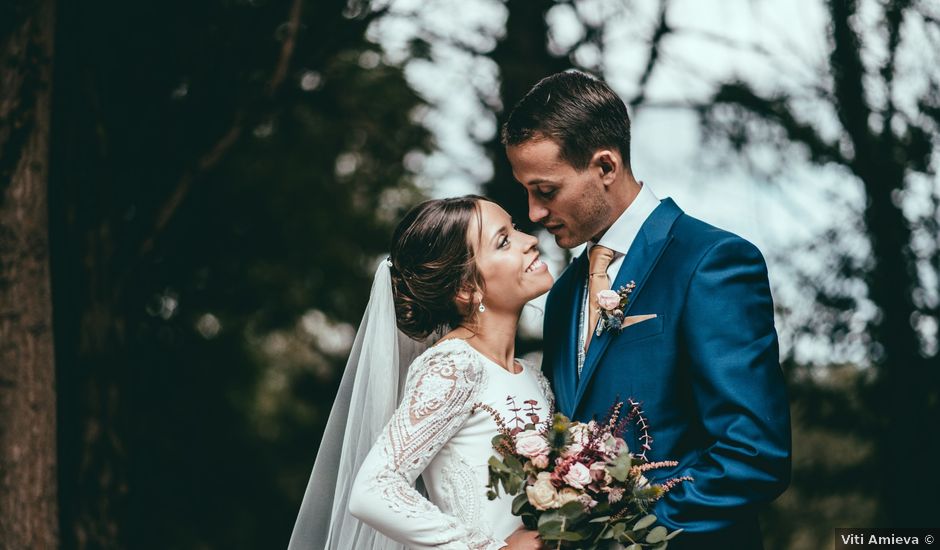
top-left (412, 337), bottom-right (479, 370)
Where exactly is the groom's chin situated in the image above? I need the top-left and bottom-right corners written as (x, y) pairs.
top-left (552, 233), bottom-right (581, 249)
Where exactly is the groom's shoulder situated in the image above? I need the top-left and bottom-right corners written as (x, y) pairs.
top-left (671, 210), bottom-right (764, 262)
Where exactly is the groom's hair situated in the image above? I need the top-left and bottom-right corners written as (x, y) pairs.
top-left (501, 70), bottom-right (631, 171)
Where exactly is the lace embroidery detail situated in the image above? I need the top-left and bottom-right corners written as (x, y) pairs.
top-left (361, 340), bottom-right (504, 548)
top-left (440, 452), bottom-right (482, 527)
top-left (351, 340), bottom-right (555, 549)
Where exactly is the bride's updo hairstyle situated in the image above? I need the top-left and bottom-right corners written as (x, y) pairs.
top-left (389, 196), bottom-right (487, 340)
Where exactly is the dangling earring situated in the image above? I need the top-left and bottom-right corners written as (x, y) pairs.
top-left (478, 301), bottom-right (486, 313)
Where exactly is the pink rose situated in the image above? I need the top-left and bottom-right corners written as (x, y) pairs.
top-left (596, 289), bottom-right (620, 310)
top-left (515, 429), bottom-right (550, 461)
top-left (531, 454), bottom-right (549, 469)
top-left (562, 462), bottom-right (593, 489)
top-left (561, 442), bottom-right (583, 458)
top-left (589, 461), bottom-right (608, 482)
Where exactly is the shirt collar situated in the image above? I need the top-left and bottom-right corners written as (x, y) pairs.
top-left (588, 181), bottom-right (660, 256)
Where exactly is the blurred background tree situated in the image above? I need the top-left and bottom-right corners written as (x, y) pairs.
top-left (619, 0), bottom-right (939, 543)
top-left (0, 0), bottom-right (935, 548)
top-left (48, 0), bottom-right (428, 547)
top-left (0, 0), bottom-right (58, 547)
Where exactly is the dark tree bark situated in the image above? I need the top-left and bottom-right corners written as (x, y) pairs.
top-left (0, 0), bottom-right (59, 548)
top-left (484, 0), bottom-right (570, 227)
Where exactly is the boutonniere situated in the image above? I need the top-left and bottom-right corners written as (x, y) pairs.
top-left (595, 281), bottom-right (637, 336)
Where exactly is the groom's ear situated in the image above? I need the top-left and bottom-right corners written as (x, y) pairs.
top-left (590, 149), bottom-right (619, 185)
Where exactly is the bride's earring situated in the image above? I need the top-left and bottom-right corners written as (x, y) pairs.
top-left (478, 301), bottom-right (485, 313)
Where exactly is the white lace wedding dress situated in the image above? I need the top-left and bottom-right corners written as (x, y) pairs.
top-left (348, 338), bottom-right (554, 549)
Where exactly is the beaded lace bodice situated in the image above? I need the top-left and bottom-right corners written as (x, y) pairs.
top-left (348, 338), bottom-right (554, 549)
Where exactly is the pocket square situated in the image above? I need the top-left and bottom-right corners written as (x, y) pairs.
top-left (622, 314), bottom-right (657, 328)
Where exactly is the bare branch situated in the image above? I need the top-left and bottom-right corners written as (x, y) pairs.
top-left (138, 0), bottom-right (304, 258)
top-left (267, 0), bottom-right (304, 96)
top-left (827, 0), bottom-right (875, 163)
top-left (710, 81), bottom-right (847, 166)
top-left (629, 0), bottom-right (671, 107)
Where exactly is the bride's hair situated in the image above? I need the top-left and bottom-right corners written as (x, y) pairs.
top-left (389, 195), bottom-right (488, 340)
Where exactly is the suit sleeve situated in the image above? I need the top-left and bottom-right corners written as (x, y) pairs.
top-left (654, 236), bottom-right (791, 529)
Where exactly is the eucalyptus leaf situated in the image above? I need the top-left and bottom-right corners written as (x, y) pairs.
top-left (645, 526), bottom-right (668, 543)
top-left (558, 500), bottom-right (586, 521)
top-left (665, 528), bottom-right (684, 540)
top-left (488, 456), bottom-right (510, 473)
top-left (543, 531), bottom-right (584, 541)
top-left (633, 514), bottom-right (657, 530)
top-left (538, 511), bottom-right (561, 528)
top-left (538, 520), bottom-right (563, 537)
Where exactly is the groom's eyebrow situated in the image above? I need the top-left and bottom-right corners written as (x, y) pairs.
top-left (527, 178), bottom-right (558, 186)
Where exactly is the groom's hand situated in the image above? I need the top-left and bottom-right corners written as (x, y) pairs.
top-left (503, 527), bottom-right (542, 549)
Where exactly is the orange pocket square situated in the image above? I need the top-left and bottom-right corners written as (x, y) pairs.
top-left (622, 314), bottom-right (657, 328)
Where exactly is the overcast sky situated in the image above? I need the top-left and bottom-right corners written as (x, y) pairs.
top-left (364, 0), bottom-right (937, 364)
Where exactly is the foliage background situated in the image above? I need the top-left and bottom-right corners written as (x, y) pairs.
top-left (6, 0), bottom-right (938, 547)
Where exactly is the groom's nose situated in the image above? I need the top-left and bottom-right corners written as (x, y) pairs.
top-left (527, 198), bottom-right (549, 224)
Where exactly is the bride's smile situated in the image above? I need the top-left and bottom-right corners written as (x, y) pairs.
top-left (469, 200), bottom-right (554, 310)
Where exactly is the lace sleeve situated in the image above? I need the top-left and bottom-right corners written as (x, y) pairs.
top-left (348, 347), bottom-right (507, 550)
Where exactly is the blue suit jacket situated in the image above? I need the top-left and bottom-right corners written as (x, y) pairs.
top-left (542, 198), bottom-right (791, 549)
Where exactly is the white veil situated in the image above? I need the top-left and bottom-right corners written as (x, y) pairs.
top-left (287, 259), bottom-right (435, 550)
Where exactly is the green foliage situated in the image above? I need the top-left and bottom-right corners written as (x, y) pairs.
top-left (50, 0), bottom-right (430, 548)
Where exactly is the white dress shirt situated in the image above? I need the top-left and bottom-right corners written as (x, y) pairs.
top-left (579, 182), bottom-right (661, 359)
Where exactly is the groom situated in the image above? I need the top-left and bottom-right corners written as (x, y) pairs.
top-left (502, 70), bottom-right (791, 549)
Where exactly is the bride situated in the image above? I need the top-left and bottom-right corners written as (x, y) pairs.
top-left (288, 196), bottom-right (555, 549)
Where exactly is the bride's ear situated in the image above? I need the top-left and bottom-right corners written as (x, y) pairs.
top-left (454, 286), bottom-right (482, 313)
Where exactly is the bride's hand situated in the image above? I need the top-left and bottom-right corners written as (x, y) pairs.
top-left (503, 527), bottom-right (542, 549)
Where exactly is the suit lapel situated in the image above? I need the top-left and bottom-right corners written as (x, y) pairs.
top-left (550, 251), bottom-right (587, 417)
top-left (573, 199), bottom-right (684, 412)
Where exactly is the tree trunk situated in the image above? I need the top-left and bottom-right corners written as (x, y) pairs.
top-left (484, 0), bottom-right (569, 226)
top-left (0, 0), bottom-right (59, 548)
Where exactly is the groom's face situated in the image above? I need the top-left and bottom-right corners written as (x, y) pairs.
top-left (506, 138), bottom-right (612, 249)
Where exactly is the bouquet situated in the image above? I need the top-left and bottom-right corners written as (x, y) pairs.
top-left (475, 398), bottom-right (692, 549)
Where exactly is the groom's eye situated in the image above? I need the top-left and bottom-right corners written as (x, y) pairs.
top-left (538, 188), bottom-right (557, 199)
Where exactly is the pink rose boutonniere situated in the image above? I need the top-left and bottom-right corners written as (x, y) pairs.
top-left (595, 281), bottom-right (637, 336)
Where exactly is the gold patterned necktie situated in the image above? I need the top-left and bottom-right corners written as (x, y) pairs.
top-left (585, 245), bottom-right (616, 352)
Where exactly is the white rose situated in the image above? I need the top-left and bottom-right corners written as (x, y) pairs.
top-left (563, 462), bottom-right (593, 489)
top-left (596, 289), bottom-right (620, 310)
top-left (568, 423), bottom-right (591, 445)
top-left (526, 472), bottom-right (560, 510)
top-left (557, 487), bottom-right (581, 506)
top-left (515, 429), bottom-right (550, 460)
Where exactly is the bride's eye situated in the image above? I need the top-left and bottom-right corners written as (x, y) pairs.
top-left (499, 234), bottom-right (510, 249)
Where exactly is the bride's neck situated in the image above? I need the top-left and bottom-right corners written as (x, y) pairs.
top-left (457, 310), bottom-right (520, 369)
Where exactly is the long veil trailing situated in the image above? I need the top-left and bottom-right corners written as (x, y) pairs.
top-left (287, 259), bottom-right (435, 550)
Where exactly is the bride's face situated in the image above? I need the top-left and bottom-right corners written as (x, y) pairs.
top-left (468, 201), bottom-right (554, 310)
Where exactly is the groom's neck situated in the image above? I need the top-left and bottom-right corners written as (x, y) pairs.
top-left (592, 176), bottom-right (642, 242)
